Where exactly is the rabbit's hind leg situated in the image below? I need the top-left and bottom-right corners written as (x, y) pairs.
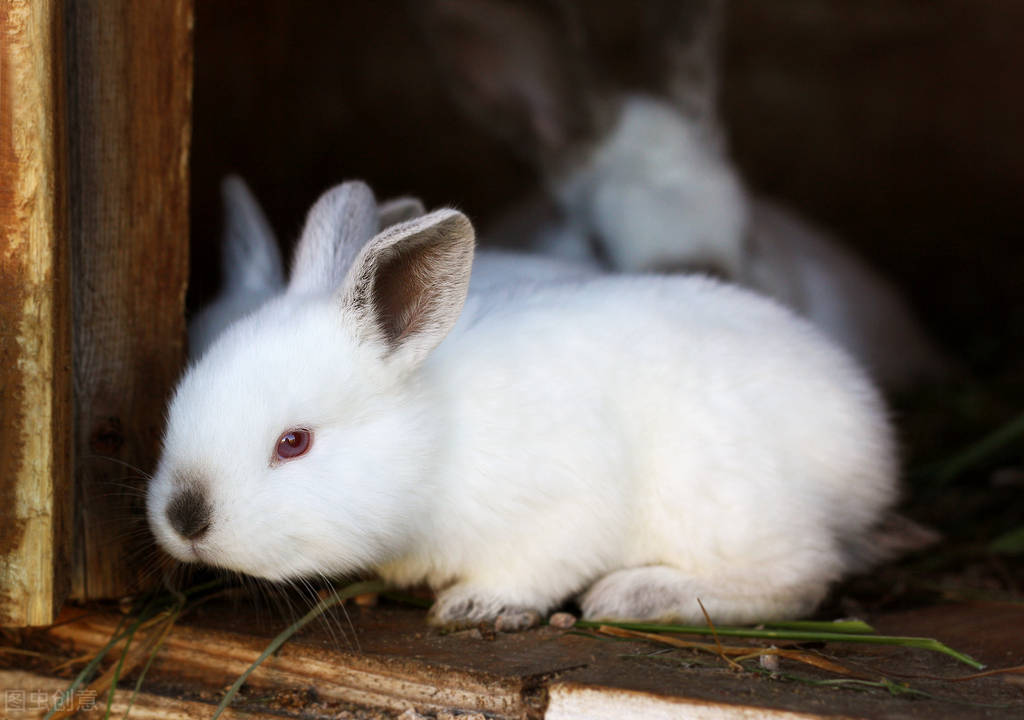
top-left (579, 565), bottom-right (826, 625)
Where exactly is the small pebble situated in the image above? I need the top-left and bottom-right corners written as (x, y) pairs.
top-left (396, 709), bottom-right (428, 720)
top-left (548, 612), bottom-right (577, 629)
top-left (759, 648), bottom-right (780, 672)
top-left (353, 592), bottom-right (379, 607)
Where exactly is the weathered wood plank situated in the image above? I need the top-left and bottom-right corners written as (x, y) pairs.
top-left (65, 0), bottom-right (193, 600)
top-left (0, 0), bottom-right (72, 626)
top-left (545, 683), bottom-right (845, 720)
top-left (40, 602), bottom-right (1024, 720)
top-left (45, 610), bottom-right (532, 719)
top-left (0, 670), bottom-right (283, 719)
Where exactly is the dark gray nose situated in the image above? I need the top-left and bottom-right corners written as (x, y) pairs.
top-left (166, 485), bottom-right (212, 540)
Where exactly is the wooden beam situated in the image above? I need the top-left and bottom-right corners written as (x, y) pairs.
top-left (65, 0), bottom-right (193, 600)
top-left (545, 683), bottom-right (836, 720)
top-left (0, 0), bottom-right (72, 626)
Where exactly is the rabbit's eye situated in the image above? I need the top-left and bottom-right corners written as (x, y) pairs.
top-left (275, 429), bottom-right (312, 461)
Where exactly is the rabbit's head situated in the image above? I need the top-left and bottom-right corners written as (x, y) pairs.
top-left (149, 182), bottom-right (475, 581)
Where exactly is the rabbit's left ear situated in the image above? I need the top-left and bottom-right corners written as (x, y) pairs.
top-left (339, 209), bottom-right (475, 370)
top-left (288, 181), bottom-right (379, 296)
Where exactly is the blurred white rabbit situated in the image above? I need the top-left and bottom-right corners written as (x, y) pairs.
top-left (422, 0), bottom-right (949, 390)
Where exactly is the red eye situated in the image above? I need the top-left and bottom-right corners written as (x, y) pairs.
top-left (275, 428), bottom-right (312, 461)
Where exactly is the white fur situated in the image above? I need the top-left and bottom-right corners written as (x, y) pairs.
top-left (743, 199), bottom-right (948, 391)
top-left (468, 248), bottom-right (599, 294)
top-left (555, 96), bottom-right (748, 277)
top-left (152, 183), bottom-right (898, 626)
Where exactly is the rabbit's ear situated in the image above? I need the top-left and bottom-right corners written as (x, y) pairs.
top-left (379, 196), bottom-right (426, 228)
top-left (289, 181), bottom-right (379, 296)
top-left (340, 209), bottom-right (475, 370)
top-left (220, 175), bottom-right (285, 292)
top-left (651, 0), bottom-right (724, 129)
top-left (420, 0), bottom-right (606, 164)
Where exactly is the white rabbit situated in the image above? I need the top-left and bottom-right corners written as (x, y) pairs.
top-left (422, 0), bottom-right (949, 390)
top-left (149, 180), bottom-right (898, 628)
top-left (188, 176), bottom-right (286, 359)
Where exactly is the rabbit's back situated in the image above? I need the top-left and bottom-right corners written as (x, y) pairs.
top-left (422, 274), bottom-right (897, 588)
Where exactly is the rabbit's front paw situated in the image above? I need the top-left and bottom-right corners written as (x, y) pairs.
top-left (429, 586), bottom-right (541, 632)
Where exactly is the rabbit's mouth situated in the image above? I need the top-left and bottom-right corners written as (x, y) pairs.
top-left (188, 540), bottom-right (206, 562)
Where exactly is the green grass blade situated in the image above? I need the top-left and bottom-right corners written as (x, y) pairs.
top-left (102, 621), bottom-right (140, 720)
top-left (914, 409), bottom-right (1024, 485)
top-left (44, 614), bottom-right (131, 719)
top-left (181, 577), bottom-right (227, 597)
top-left (45, 588), bottom-right (179, 719)
top-left (120, 609), bottom-right (182, 720)
top-left (211, 579), bottom-right (390, 720)
top-left (762, 620), bottom-right (875, 634)
top-left (575, 620), bottom-right (984, 669)
top-left (990, 525), bottom-right (1024, 555)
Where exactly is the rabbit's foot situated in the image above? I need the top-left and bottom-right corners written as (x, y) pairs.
top-left (429, 585), bottom-right (542, 631)
top-left (580, 565), bottom-right (824, 625)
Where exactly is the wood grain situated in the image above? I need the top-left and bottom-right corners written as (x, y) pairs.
top-left (45, 610), bottom-right (531, 719)
top-left (0, 670), bottom-right (283, 719)
top-left (0, 0), bottom-right (72, 626)
top-left (40, 602), bottom-right (1024, 720)
top-left (66, 0), bottom-right (193, 600)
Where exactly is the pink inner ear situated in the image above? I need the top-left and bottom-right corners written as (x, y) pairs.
top-left (352, 210), bottom-right (473, 358)
top-left (372, 240), bottom-right (444, 347)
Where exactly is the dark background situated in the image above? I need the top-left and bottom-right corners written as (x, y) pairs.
top-left (190, 0), bottom-right (1023, 380)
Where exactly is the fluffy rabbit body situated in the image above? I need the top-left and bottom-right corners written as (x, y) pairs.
top-left (152, 181), bottom-right (897, 626)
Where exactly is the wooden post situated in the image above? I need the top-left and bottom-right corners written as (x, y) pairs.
top-left (65, 0), bottom-right (193, 600)
top-left (0, 0), bottom-right (72, 626)
top-left (2, 0), bottom-right (192, 623)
